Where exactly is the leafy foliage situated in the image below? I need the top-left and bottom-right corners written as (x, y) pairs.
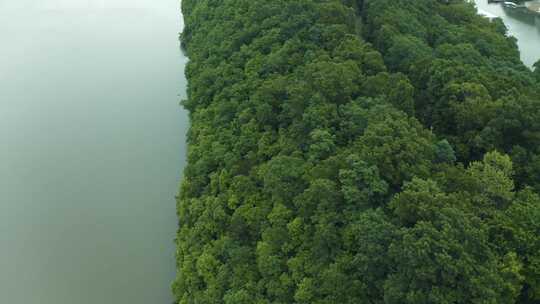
top-left (174, 0), bottom-right (540, 303)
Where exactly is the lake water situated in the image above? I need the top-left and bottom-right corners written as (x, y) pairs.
top-left (476, 0), bottom-right (540, 67)
top-left (0, 1), bottom-right (187, 303)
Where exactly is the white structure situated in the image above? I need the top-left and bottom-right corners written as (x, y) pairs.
top-left (477, 9), bottom-right (498, 20)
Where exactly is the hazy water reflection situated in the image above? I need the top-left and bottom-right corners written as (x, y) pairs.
top-left (0, 1), bottom-right (187, 303)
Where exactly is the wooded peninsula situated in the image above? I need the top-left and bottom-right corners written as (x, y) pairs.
top-left (174, 0), bottom-right (540, 303)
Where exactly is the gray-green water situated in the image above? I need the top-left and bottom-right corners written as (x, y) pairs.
top-left (476, 0), bottom-right (540, 67)
top-left (0, 1), bottom-right (187, 303)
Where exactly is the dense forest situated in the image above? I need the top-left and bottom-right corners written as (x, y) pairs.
top-left (173, 0), bottom-right (540, 303)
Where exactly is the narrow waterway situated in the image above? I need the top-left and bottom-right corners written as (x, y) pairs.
top-left (476, 0), bottom-right (540, 67)
top-left (0, 1), bottom-right (187, 303)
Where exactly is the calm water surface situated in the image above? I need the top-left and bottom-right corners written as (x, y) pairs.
top-left (476, 0), bottom-right (540, 67)
top-left (0, 1), bottom-right (187, 303)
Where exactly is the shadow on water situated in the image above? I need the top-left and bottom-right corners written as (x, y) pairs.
top-left (504, 8), bottom-right (536, 24)
top-left (502, 5), bottom-right (538, 25)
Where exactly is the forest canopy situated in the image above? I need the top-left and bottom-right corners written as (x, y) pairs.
top-left (174, 0), bottom-right (540, 303)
